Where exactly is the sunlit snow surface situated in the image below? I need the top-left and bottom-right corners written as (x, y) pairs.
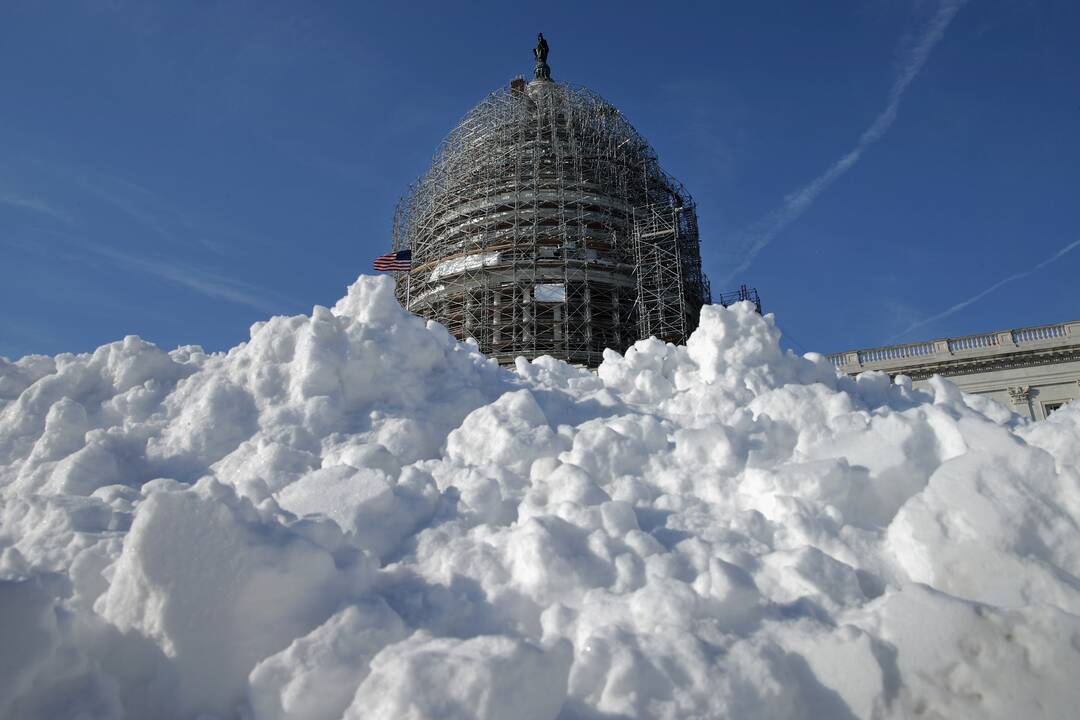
top-left (2, 275), bottom-right (1079, 719)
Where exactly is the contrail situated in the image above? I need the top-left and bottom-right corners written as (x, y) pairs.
top-left (1031, 238), bottom-right (1080, 271)
top-left (719, 0), bottom-right (967, 286)
top-left (886, 238), bottom-right (1080, 342)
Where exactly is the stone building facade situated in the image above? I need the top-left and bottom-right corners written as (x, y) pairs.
top-left (828, 320), bottom-right (1080, 420)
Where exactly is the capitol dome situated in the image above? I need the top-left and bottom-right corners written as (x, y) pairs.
top-left (391, 37), bottom-right (710, 366)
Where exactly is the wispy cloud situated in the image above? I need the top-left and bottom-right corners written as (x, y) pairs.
top-left (719, 0), bottom-right (967, 285)
top-left (82, 243), bottom-right (287, 314)
top-left (70, 168), bottom-right (249, 255)
top-left (0, 192), bottom-right (71, 223)
top-left (886, 238), bottom-right (1080, 342)
top-left (74, 171), bottom-right (177, 243)
top-left (2, 159), bottom-right (292, 315)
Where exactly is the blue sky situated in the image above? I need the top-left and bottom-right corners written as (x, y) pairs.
top-left (2, 0), bottom-right (1077, 359)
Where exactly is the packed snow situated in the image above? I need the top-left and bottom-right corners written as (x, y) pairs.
top-left (1, 274), bottom-right (1079, 719)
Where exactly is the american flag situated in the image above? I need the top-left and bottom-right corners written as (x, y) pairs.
top-left (372, 249), bottom-right (412, 272)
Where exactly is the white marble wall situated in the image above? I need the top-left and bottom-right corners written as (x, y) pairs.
top-left (829, 320), bottom-right (1080, 420)
top-left (915, 359), bottom-right (1080, 420)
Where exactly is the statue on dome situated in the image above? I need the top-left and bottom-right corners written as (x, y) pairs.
top-left (533, 33), bottom-right (551, 80)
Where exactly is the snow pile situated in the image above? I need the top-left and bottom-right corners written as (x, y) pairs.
top-left (1, 274), bottom-right (1079, 719)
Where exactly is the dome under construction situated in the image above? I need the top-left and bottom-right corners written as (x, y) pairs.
top-left (391, 34), bottom-right (711, 367)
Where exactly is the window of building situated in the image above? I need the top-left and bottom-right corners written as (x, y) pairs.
top-left (1043, 401), bottom-right (1066, 417)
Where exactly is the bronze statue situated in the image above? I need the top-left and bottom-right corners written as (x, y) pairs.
top-left (534, 33), bottom-right (549, 64)
top-left (533, 33), bottom-right (551, 80)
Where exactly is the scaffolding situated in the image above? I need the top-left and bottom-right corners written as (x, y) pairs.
top-left (391, 77), bottom-right (710, 367)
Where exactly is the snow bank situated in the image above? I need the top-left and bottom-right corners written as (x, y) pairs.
top-left (1, 274), bottom-right (1078, 719)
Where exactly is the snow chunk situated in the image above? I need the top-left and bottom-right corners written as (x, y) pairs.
top-left (277, 465), bottom-right (439, 560)
top-left (347, 633), bottom-right (571, 720)
top-left (447, 389), bottom-right (561, 473)
top-left (95, 479), bottom-right (368, 717)
top-left (249, 597), bottom-right (408, 720)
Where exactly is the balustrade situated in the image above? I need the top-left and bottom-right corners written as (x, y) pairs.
top-left (827, 320), bottom-right (1076, 370)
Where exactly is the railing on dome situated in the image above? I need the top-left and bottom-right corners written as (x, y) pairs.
top-left (714, 285), bottom-right (762, 314)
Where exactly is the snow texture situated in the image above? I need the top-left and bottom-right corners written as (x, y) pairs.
top-left (1, 274), bottom-right (1079, 719)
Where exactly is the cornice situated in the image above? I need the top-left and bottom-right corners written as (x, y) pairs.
top-left (874, 346), bottom-right (1080, 381)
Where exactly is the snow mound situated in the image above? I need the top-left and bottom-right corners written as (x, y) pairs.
top-left (1, 274), bottom-right (1078, 719)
